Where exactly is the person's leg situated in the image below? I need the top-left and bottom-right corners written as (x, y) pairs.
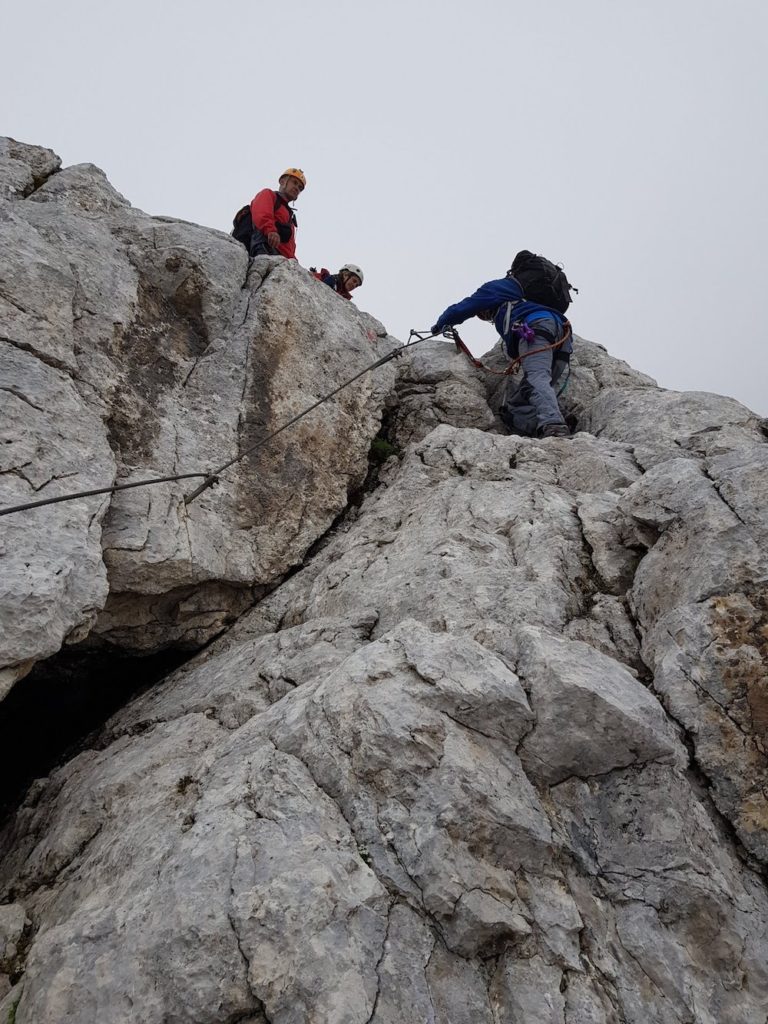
top-left (551, 354), bottom-right (568, 392)
top-left (501, 375), bottom-right (539, 436)
top-left (249, 228), bottom-right (276, 257)
top-left (519, 330), bottom-right (567, 433)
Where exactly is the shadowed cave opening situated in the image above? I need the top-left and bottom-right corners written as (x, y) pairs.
top-left (0, 645), bottom-right (192, 823)
top-left (0, 426), bottom-right (407, 827)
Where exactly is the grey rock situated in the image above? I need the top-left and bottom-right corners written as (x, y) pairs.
top-left (517, 626), bottom-right (680, 785)
top-left (516, 873), bottom-right (583, 970)
top-left (584, 386), bottom-right (765, 466)
top-left (562, 334), bottom-right (657, 414)
top-left (0, 902), bottom-right (28, 970)
top-left (442, 888), bottom-right (531, 958)
top-left (562, 974), bottom-right (613, 1024)
top-left (620, 456), bottom-right (765, 621)
top-left (575, 491), bottom-right (643, 594)
top-left (0, 981), bottom-right (23, 1020)
top-left (0, 343), bottom-right (113, 696)
top-left (619, 455), bottom-right (768, 861)
top-left (0, 139), bottom-right (396, 685)
top-left (491, 955), bottom-right (566, 1024)
top-left (705, 441), bottom-right (768, 548)
top-left (426, 943), bottom-right (495, 1023)
top-left (565, 593), bottom-right (645, 675)
top-left (388, 338), bottom-right (498, 448)
top-left (2, 138), bottom-right (768, 1024)
top-left (557, 764), bottom-right (768, 1023)
top-left (366, 903), bottom-right (436, 1023)
top-left (0, 138), bottom-right (60, 200)
top-left (4, 408), bottom-right (767, 1021)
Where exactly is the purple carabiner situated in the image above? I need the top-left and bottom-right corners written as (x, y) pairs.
top-left (513, 322), bottom-right (536, 345)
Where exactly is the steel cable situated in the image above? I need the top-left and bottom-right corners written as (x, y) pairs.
top-left (0, 332), bottom-right (437, 518)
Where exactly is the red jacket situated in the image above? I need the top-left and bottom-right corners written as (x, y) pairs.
top-left (250, 189), bottom-right (297, 259)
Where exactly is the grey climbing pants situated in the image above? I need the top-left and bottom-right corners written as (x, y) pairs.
top-left (501, 329), bottom-right (568, 437)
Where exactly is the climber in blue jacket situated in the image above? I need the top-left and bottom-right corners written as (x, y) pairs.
top-left (432, 275), bottom-right (572, 438)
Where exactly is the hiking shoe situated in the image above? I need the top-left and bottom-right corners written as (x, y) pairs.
top-left (539, 423), bottom-right (571, 439)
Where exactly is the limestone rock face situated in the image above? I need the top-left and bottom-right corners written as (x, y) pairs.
top-left (0, 139), bottom-right (395, 688)
top-left (0, 139), bottom-right (61, 200)
top-left (386, 337), bottom-right (499, 448)
top-left (1, 140), bottom-right (767, 1024)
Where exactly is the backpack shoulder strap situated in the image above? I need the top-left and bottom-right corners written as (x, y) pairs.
top-left (272, 191), bottom-right (297, 226)
top-left (501, 299), bottom-right (520, 336)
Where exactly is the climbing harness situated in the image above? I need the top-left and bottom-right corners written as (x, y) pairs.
top-left (443, 322), bottom-right (572, 378)
top-left (0, 332), bottom-right (437, 519)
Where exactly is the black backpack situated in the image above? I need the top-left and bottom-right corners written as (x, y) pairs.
top-left (508, 251), bottom-right (576, 314)
top-left (231, 194), bottom-right (297, 250)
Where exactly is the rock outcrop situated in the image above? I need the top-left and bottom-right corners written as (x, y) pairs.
top-left (1, 140), bottom-right (395, 693)
top-left (1, 139), bottom-right (767, 1024)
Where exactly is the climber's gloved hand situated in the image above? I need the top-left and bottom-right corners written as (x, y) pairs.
top-left (431, 323), bottom-right (443, 335)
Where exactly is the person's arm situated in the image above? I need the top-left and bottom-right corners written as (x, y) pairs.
top-left (250, 190), bottom-right (280, 248)
top-left (432, 279), bottom-right (520, 332)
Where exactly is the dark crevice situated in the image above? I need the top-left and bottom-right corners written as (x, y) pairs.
top-left (568, 504), bottom-right (606, 619)
top-left (226, 907), bottom-right (263, 1022)
top-left (573, 923), bottom-right (627, 1023)
top-left (701, 462), bottom-right (758, 538)
top-left (4, 914), bottom-right (33, 985)
top-left (0, 334), bottom-right (77, 378)
top-left (629, 642), bottom-right (768, 882)
top-left (364, 899), bottom-right (395, 1024)
top-left (615, 596), bottom-right (652, 683)
top-left (20, 160), bottom-right (61, 199)
top-left (0, 385), bottom-right (46, 413)
top-left (6, 818), bottom-right (105, 903)
top-left (347, 408), bottom-right (403, 508)
top-left (297, 417), bottom-right (401, 568)
top-left (0, 644), bottom-right (192, 824)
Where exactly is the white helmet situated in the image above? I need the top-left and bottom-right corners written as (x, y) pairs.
top-left (341, 263), bottom-right (364, 284)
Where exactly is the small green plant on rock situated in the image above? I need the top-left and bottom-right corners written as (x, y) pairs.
top-left (368, 438), bottom-right (400, 465)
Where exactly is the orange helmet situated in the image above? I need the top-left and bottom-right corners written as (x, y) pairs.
top-left (279, 167), bottom-right (306, 189)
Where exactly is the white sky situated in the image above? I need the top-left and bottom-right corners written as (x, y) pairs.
top-left (4, 0), bottom-right (767, 413)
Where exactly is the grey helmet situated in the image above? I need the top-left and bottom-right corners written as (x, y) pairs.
top-left (341, 263), bottom-right (364, 284)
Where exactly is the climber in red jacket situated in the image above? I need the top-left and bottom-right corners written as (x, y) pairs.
top-left (249, 168), bottom-right (305, 259)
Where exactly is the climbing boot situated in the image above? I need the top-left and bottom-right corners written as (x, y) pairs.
top-left (538, 423), bottom-right (571, 439)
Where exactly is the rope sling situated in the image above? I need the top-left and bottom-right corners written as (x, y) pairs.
top-left (445, 321), bottom-right (572, 376)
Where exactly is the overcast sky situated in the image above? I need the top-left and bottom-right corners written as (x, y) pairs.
top-left (4, 0), bottom-right (767, 413)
